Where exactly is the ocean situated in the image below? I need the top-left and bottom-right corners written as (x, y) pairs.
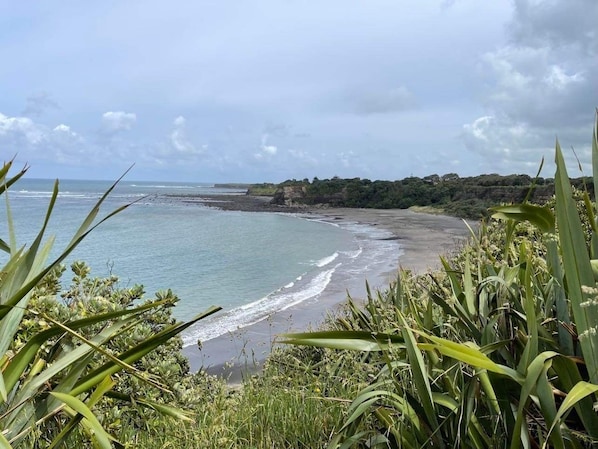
top-left (0, 178), bottom-right (401, 347)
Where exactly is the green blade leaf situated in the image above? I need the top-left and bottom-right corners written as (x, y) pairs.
top-left (72, 305), bottom-right (221, 396)
top-left (491, 204), bottom-right (555, 233)
top-left (281, 330), bottom-right (405, 351)
top-left (0, 432), bottom-right (12, 449)
top-left (3, 297), bottom-right (175, 393)
top-left (399, 313), bottom-right (442, 445)
top-left (554, 138), bottom-right (598, 384)
top-left (543, 381), bottom-right (598, 449)
top-left (416, 331), bottom-right (523, 382)
top-left (592, 109), bottom-right (598, 215)
top-left (49, 392), bottom-right (115, 449)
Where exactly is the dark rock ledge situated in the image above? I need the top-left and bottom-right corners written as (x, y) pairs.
top-left (162, 193), bottom-right (307, 213)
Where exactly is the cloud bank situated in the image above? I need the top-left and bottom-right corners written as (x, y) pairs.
top-left (461, 0), bottom-right (597, 173)
top-left (1, 1), bottom-right (594, 181)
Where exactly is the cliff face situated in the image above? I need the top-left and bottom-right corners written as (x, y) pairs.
top-left (272, 185), bottom-right (307, 206)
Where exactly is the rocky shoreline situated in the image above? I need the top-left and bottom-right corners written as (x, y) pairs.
top-left (162, 193), bottom-right (306, 213)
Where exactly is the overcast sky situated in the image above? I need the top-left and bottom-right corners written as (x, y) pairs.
top-left (1, 1), bottom-right (596, 182)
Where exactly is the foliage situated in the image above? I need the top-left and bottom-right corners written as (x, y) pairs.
top-left (0, 162), bottom-right (221, 448)
top-left (265, 172), bottom-right (594, 219)
top-left (26, 262), bottom-right (224, 433)
top-left (246, 183), bottom-right (279, 196)
top-left (101, 342), bottom-right (372, 449)
top-left (283, 114), bottom-right (598, 448)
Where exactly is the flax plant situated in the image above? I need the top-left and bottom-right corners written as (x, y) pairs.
top-left (0, 161), bottom-right (221, 448)
top-left (283, 113), bottom-right (598, 448)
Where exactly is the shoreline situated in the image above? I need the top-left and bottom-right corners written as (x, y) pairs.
top-left (180, 197), bottom-right (474, 383)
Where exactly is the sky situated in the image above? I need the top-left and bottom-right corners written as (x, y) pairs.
top-left (0, 0), bottom-right (596, 183)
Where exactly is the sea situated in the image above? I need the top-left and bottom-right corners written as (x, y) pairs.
top-left (0, 178), bottom-right (401, 347)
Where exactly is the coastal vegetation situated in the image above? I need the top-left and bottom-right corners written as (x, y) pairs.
top-left (250, 173), bottom-right (593, 219)
top-left (0, 163), bottom-right (220, 448)
top-left (2, 114), bottom-right (598, 447)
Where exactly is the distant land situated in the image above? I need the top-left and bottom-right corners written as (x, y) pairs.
top-left (243, 173), bottom-right (594, 219)
top-left (213, 183), bottom-right (251, 189)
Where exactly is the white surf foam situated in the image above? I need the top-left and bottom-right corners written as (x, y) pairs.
top-left (181, 264), bottom-right (338, 346)
top-left (315, 252), bottom-right (338, 267)
top-left (181, 212), bottom-right (402, 348)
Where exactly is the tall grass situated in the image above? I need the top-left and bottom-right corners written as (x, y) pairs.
top-left (106, 344), bottom-right (370, 449)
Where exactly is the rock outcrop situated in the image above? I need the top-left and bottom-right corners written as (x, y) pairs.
top-left (271, 185), bottom-right (307, 206)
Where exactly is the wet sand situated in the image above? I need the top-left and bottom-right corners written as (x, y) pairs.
top-left (183, 206), bottom-right (474, 382)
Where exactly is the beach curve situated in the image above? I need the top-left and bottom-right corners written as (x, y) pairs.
top-left (182, 206), bottom-right (473, 381)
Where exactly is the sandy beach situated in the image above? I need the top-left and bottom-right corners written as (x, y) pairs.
top-left (182, 206), bottom-right (473, 382)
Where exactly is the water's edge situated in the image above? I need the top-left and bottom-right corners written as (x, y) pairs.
top-left (183, 211), bottom-right (402, 378)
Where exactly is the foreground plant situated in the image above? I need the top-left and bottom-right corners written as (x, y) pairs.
top-left (283, 113), bottom-right (598, 448)
top-left (0, 162), bottom-right (221, 448)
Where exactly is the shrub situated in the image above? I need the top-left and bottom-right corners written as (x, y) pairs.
top-left (0, 162), bottom-right (220, 448)
top-left (283, 114), bottom-right (598, 448)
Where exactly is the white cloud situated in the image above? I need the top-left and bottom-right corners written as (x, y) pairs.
top-left (49, 124), bottom-right (85, 160)
top-left (0, 113), bottom-right (86, 163)
top-left (53, 124), bottom-right (74, 133)
top-left (262, 145), bottom-right (277, 155)
top-left (133, 116), bottom-right (211, 168)
top-left (480, 46), bottom-right (591, 128)
top-left (0, 112), bottom-right (45, 145)
top-left (173, 115), bottom-right (186, 127)
top-left (94, 112), bottom-right (139, 163)
top-left (461, 113), bottom-right (591, 174)
top-left (339, 150), bottom-right (357, 169)
top-left (170, 115), bottom-right (199, 154)
top-left (288, 148), bottom-right (318, 167)
top-left (509, 0), bottom-right (598, 53)
top-left (101, 111), bottom-right (137, 133)
top-left (462, 116), bottom-right (540, 161)
top-left (461, 0), bottom-right (597, 173)
top-left (51, 123), bottom-right (80, 143)
top-left (544, 65), bottom-right (584, 90)
top-left (255, 133), bottom-right (277, 159)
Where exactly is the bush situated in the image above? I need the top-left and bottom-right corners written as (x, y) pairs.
top-left (0, 162), bottom-right (220, 448)
top-left (283, 114), bottom-right (598, 448)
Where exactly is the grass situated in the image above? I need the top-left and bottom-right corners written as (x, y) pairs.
top-left (107, 344), bottom-right (371, 448)
top-left (407, 205), bottom-right (447, 215)
top-left (246, 184), bottom-right (279, 196)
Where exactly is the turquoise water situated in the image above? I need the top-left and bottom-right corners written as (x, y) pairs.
top-left (1, 178), bottom-right (400, 346)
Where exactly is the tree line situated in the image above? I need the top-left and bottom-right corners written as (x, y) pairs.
top-left (249, 173), bottom-right (594, 219)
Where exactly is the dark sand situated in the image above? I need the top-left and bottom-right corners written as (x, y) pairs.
top-left (182, 205), bottom-right (474, 383)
